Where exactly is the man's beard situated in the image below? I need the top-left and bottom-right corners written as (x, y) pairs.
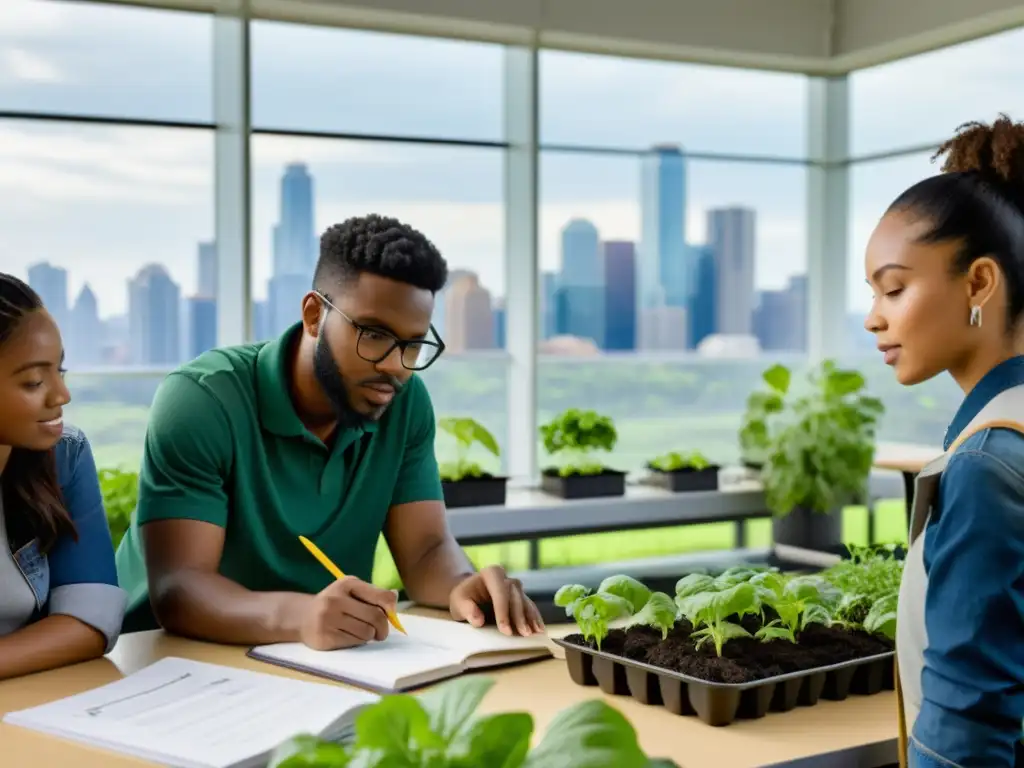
top-left (313, 329), bottom-right (368, 430)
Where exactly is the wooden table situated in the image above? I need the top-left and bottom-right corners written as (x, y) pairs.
top-left (873, 442), bottom-right (942, 527)
top-left (0, 620), bottom-right (899, 768)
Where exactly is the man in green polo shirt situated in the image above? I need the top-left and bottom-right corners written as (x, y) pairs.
top-left (116, 214), bottom-right (543, 649)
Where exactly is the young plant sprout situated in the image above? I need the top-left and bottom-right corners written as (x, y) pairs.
top-left (437, 416), bottom-right (501, 482)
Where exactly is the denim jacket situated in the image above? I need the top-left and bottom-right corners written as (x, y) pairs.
top-left (898, 356), bottom-right (1024, 767)
top-left (8, 426), bottom-right (127, 653)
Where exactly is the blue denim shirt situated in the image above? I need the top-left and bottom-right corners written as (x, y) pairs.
top-left (909, 356), bottom-right (1024, 767)
top-left (8, 426), bottom-right (127, 653)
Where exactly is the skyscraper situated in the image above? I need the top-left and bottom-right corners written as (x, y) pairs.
top-left (128, 264), bottom-right (180, 365)
top-left (708, 207), bottom-right (756, 335)
top-left (273, 163), bottom-right (316, 277)
top-left (688, 244), bottom-right (718, 348)
top-left (557, 219), bottom-right (604, 344)
top-left (639, 145), bottom-right (688, 311)
top-left (68, 284), bottom-right (103, 366)
top-left (602, 241), bottom-right (636, 351)
top-left (27, 262), bottom-right (68, 330)
top-left (445, 273), bottom-right (494, 352)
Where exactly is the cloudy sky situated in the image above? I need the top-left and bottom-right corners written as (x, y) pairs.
top-left (2, 0), bottom-right (1023, 325)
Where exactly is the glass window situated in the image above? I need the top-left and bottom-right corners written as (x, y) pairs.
top-left (0, 120), bottom-right (214, 468)
top-left (250, 135), bottom-right (507, 465)
top-left (846, 151), bottom-right (939, 353)
top-left (538, 150), bottom-right (807, 471)
top-left (539, 50), bottom-right (808, 157)
top-left (844, 151), bottom-right (959, 448)
top-left (850, 27), bottom-right (1024, 157)
top-left (0, 0), bottom-right (212, 122)
top-left (251, 22), bottom-right (504, 141)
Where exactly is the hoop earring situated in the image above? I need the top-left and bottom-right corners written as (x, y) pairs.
top-left (970, 305), bottom-right (983, 327)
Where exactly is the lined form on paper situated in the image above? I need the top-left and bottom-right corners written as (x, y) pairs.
top-left (3, 657), bottom-right (379, 768)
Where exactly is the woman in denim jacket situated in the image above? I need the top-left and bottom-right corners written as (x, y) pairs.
top-left (865, 115), bottom-right (1024, 767)
top-left (0, 273), bottom-right (126, 679)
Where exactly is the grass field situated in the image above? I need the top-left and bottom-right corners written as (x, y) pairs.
top-left (369, 499), bottom-right (909, 589)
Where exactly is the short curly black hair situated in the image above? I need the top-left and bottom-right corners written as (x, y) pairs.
top-left (314, 214), bottom-right (448, 294)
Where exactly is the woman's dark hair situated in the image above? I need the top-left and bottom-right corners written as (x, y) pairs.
top-left (0, 273), bottom-right (76, 552)
top-left (888, 113), bottom-right (1024, 329)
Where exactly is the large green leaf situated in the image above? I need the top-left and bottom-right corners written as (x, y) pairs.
top-left (447, 712), bottom-right (533, 768)
top-left (416, 676), bottom-right (494, 745)
top-left (523, 700), bottom-right (648, 768)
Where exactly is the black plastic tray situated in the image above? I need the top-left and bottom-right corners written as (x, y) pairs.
top-left (553, 637), bottom-right (894, 727)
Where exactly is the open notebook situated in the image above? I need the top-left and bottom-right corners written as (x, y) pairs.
top-left (248, 612), bottom-right (553, 693)
top-left (2, 656), bottom-right (379, 768)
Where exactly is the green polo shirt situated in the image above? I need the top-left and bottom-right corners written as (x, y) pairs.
top-left (115, 322), bottom-right (443, 632)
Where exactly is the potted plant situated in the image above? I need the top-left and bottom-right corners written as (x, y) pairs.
top-left (269, 675), bottom-right (679, 767)
top-left (645, 450), bottom-right (719, 492)
top-left (744, 361), bottom-right (884, 553)
top-left (539, 408), bottom-right (625, 499)
top-left (438, 416), bottom-right (507, 508)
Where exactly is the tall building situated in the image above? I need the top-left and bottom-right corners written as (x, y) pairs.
top-left (708, 207), bottom-right (756, 335)
top-left (273, 163), bottom-right (316, 278)
top-left (557, 219), bottom-right (604, 344)
top-left (197, 241), bottom-right (218, 298)
top-left (27, 262), bottom-right (69, 330)
top-left (67, 284), bottom-right (103, 367)
top-left (184, 296), bottom-right (217, 360)
top-left (602, 240), bottom-right (636, 351)
top-left (688, 244), bottom-right (718, 348)
top-left (639, 145), bottom-right (688, 311)
top-left (445, 273), bottom-right (494, 352)
top-left (493, 299), bottom-right (506, 349)
top-left (128, 264), bottom-right (180, 365)
top-left (639, 305), bottom-right (688, 350)
top-left (434, 268), bottom-right (472, 341)
top-left (753, 275), bottom-right (807, 352)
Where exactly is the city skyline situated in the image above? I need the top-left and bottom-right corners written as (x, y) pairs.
top-left (3, 0), bottom-right (1023, 348)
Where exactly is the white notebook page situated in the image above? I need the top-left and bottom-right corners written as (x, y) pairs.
top-left (252, 613), bottom-right (551, 690)
top-left (3, 657), bottom-right (379, 768)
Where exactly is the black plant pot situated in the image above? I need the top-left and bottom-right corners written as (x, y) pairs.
top-left (772, 506), bottom-right (843, 553)
top-left (441, 475), bottom-right (508, 508)
top-left (646, 465), bottom-right (720, 493)
top-left (541, 469), bottom-right (626, 500)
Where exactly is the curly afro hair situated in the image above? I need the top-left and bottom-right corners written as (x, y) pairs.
top-left (314, 214), bottom-right (448, 294)
top-left (886, 113), bottom-right (1024, 329)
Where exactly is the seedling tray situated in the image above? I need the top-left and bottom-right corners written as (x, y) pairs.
top-left (553, 638), bottom-right (894, 727)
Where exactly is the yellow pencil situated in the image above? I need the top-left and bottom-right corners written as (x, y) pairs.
top-left (298, 535), bottom-right (407, 635)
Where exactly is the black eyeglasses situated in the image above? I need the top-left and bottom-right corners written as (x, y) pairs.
top-left (316, 291), bottom-right (445, 371)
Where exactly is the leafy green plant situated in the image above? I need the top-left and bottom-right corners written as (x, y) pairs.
top-left (269, 676), bottom-right (679, 768)
top-left (741, 360), bottom-right (885, 517)
top-left (597, 574), bottom-right (652, 613)
top-left (98, 467), bottom-right (138, 549)
top-left (626, 592), bottom-right (677, 639)
top-left (648, 450), bottom-right (711, 473)
top-left (437, 416), bottom-right (501, 482)
top-left (750, 572), bottom-right (835, 642)
top-left (540, 408), bottom-right (618, 477)
top-left (679, 582), bottom-right (760, 657)
top-left (821, 544), bottom-right (903, 640)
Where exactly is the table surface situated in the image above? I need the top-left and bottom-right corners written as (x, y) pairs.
top-left (0, 613), bottom-right (898, 768)
top-left (874, 441), bottom-right (943, 475)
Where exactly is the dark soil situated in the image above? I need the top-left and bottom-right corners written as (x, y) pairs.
top-left (541, 467), bottom-right (624, 477)
top-left (564, 615), bottom-right (893, 684)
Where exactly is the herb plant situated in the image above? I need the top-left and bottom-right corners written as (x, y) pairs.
top-left (269, 676), bottom-right (679, 768)
top-left (741, 360), bottom-right (885, 517)
top-left (559, 589), bottom-right (634, 649)
top-left (540, 408), bottom-right (618, 477)
top-left (648, 450), bottom-right (711, 473)
top-left (98, 467), bottom-right (138, 549)
top-left (680, 582), bottom-right (760, 657)
top-left (438, 416), bottom-right (501, 483)
top-left (626, 592), bottom-right (677, 639)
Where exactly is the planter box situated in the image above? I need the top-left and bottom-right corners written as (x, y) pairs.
top-left (554, 628), bottom-right (893, 727)
top-left (441, 475), bottom-right (508, 508)
top-left (540, 470), bottom-right (626, 500)
top-left (772, 506), bottom-right (842, 553)
top-left (646, 465), bottom-right (720, 493)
